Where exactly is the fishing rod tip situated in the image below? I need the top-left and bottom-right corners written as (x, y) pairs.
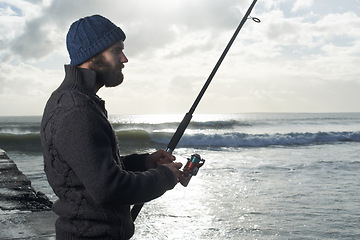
top-left (248, 16), bottom-right (261, 23)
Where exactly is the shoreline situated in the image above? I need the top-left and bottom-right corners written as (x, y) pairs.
top-left (0, 149), bottom-right (56, 239)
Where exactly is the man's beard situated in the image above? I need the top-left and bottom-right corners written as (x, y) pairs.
top-left (89, 54), bottom-right (124, 87)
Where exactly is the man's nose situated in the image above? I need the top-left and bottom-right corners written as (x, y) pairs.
top-left (120, 52), bottom-right (128, 63)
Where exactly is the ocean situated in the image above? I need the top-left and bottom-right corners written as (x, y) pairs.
top-left (0, 112), bottom-right (359, 239)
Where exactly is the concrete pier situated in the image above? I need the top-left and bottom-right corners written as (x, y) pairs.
top-left (0, 149), bottom-right (56, 239)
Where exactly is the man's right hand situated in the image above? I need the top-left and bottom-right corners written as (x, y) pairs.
top-left (163, 162), bottom-right (183, 183)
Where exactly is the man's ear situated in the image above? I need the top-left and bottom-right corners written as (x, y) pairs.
top-left (78, 58), bottom-right (93, 69)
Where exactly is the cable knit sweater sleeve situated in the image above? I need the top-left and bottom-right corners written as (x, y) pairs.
top-left (52, 98), bottom-right (176, 206)
top-left (121, 154), bottom-right (148, 172)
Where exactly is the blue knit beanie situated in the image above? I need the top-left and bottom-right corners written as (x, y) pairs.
top-left (66, 15), bottom-right (126, 66)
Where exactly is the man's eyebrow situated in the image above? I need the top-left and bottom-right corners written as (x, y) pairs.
top-left (111, 44), bottom-right (124, 50)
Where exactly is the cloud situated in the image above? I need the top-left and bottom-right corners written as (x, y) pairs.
top-left (1, 0), bottom-right (256, 63)
top-left (10, 18), bottom-right (61, 60)
top-left (0, 62), bottom-right (61, 95)
top-left (0, 0), bottom-right (54, 62)
top-left (1, 0), bottom-right (360, 115)
top-left (0, 61), bottom-right (62, 115)
top-left (292, 0), bottom-right (314, 12)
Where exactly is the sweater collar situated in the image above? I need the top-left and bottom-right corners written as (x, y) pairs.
top-left (63, 65), bottom-right (97, 93)
top-left (62, 65), bottom-right (108, 117)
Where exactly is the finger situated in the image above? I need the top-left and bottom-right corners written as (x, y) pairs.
top-left (161, 150), bottom-right (175, 161)
top-left (154, 149), bottom-right (172, 160)
top-left (160, 155), bottom-right (176, 164)
top-left (173, 162), bottom-right (183, 169)
top-left (157, 158), bottom-right (169, 165)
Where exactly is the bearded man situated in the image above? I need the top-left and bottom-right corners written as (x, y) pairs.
top-left (40, 15), bottom-right (182, 240)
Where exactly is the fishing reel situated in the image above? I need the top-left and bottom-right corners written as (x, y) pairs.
top-left (178, 154), bottom-right (205, 187)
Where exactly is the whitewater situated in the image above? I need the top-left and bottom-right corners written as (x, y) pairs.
top-left (0, 112), bottom-right (359, 239)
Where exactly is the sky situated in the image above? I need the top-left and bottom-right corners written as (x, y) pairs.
top-left (0, 0), bottom-right (360, 116)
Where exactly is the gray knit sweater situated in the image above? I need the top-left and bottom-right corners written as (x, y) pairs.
top-left (41, 65), bottom-right (176, 239)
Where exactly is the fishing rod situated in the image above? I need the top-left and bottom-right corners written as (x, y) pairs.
top-left (131, 0), bottom-right (260, 221)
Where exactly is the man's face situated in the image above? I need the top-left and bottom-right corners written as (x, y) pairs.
top-left (90, 41), bottom-right (128, 87)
